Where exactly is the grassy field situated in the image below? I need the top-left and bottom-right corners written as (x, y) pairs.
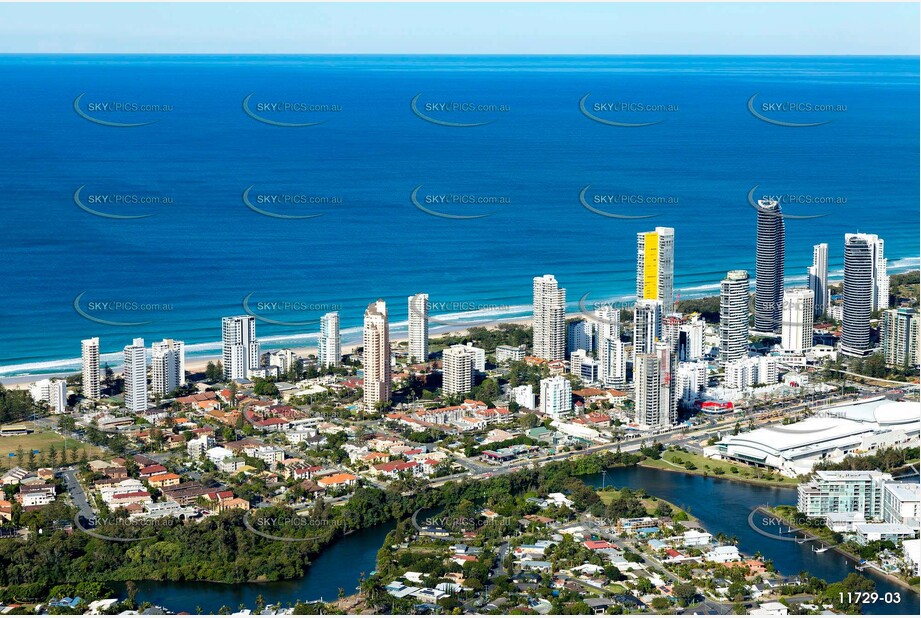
top-left (597, 488), bottom-right (696, 523)
top-left (639, 448), bottom-right (798, 486)
top-left (0, 427), bottom-right (106, 471)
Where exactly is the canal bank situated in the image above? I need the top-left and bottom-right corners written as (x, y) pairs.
top-left (757, 506), bottom-right (920, 594)
top-left (115, 518), bottom-right (396, 614)
top-left (579, 466), bottom-right (920, 616)
top-left (125, 465), bottom-right (920, 615)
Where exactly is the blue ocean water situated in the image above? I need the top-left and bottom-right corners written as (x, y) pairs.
top-left (0, 55), bottom-right (917, 376)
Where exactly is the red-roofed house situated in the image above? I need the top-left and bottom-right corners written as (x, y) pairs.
top-left (583, 540), bottom-right (618, 551)
top-left (372, 460), bottom-right (420, 478)
top-left (139, 464), bottom-right (167, 478)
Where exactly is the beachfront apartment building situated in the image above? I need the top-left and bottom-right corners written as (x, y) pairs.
top-left (123, 338), bottom-right (148, 414)
top-left (363, 299), bottom-right (391, 412)
top-left (636, 227), bottom-right (675, 313)
top-left (720, 270), bottom-right (750, 367)
top-left (533, 275), bottom-right (566, 361)
top-left (318, 311), bottom-right (341, 368)
top-left (408, 293), bottom-right (429, 363)
top-left (30, 378), bottom-right (67, 413)
top-left (495, 344), bottom-right (526, 364)
top-left (808, 243), bottom-right (829, 317)
top-left (754, 199), bottom-right (785, 334)
top-left (151, 338), bottom-right (185, 396)
top-left (222, 315), bottom-right (260, 380)
top-left (81, 336), bottom-right (100, 400)
top-left (842, 233), bottom-right (888, 357)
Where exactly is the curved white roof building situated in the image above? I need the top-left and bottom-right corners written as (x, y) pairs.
top-left (710, 397), bottom-right (920, 476)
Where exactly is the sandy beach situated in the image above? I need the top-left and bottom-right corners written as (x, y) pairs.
top-left (0, 317), bottom-right (533, 390)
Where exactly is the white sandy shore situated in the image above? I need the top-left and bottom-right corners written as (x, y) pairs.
top-left (0, 317), bottom-right (533, 390)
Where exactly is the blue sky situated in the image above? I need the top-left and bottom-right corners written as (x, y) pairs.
top-left (0, 2), bottom-right (917, 55)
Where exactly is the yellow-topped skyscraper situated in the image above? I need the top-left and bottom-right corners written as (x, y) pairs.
top-left (636, 227), bottom-right (675, 313)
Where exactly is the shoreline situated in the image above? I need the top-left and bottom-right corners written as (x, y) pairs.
top-left (2, 264), bottom-right (918, 387)
top-left (637, 458), bottom-right (798, 489)
top-left (0, 319), bottom-right (531, 389)
top-left (758, 507), bottom-right (920, 593)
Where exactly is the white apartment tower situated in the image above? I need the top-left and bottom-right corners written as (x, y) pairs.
top-left (151, 339), bottom-right (185, 396)
top-left (633, 299), bottom-right (663, 360)
top-left (720, 270), bottom-right (750, 366)
top-left (636, 227), bottom-right (675, 313)
top-left (123, 338), bottom-right (148, 413)
top-left (781, 288), bottom-right (815, 353)
top-left (407, 293), bottom-right (429, 363)
top-left (533, 275), bottom-right (566, 361)
top-left (882, 308), bottom-right (920, 367)
top-left (681, 314), bottom-right (705, 360)
top-left (539, 375), bottom-right (572, 419)
top-left (30, 379), bottom-right (67, 413)
top-left (318, 311), bottom-right (341, 368)
top-left (596, 306), bottom-right (626, 388)
top-left (442, 344), bottom-right (475, 395)
top-left (634, 340), bottom-right (677, 430)
top-left (362, 300), bottom-right (391, 412)
top-left (81, 337), bottom-right (101, 400)
top-left (808, 243), bottom-right (829, 317)
top-left (222, 315), bottom-right (260, 380)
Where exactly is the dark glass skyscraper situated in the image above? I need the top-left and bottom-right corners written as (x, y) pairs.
top-left (842, 234), bottom-right (873, 356)
top-left (754, 199), bottom-right (785, 333)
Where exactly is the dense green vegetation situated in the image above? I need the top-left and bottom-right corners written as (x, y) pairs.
top-left (889, 270), bottom-right (920, 307)
top-left (0, 385), bottom-right (39, 424)
top-left (676, 296), bottom-right (720, 323)
top-left (0, 451), bottom-right (639, 594)
top-left (813, 446), bottom-right (919, 472)
top-left (431, 323), bottom-right (532, 353)
top-left (464, 435), bottom-right (537, 457)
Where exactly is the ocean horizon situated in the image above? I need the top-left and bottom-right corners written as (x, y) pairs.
top-left (1, 54), bottom-right (918, 378)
